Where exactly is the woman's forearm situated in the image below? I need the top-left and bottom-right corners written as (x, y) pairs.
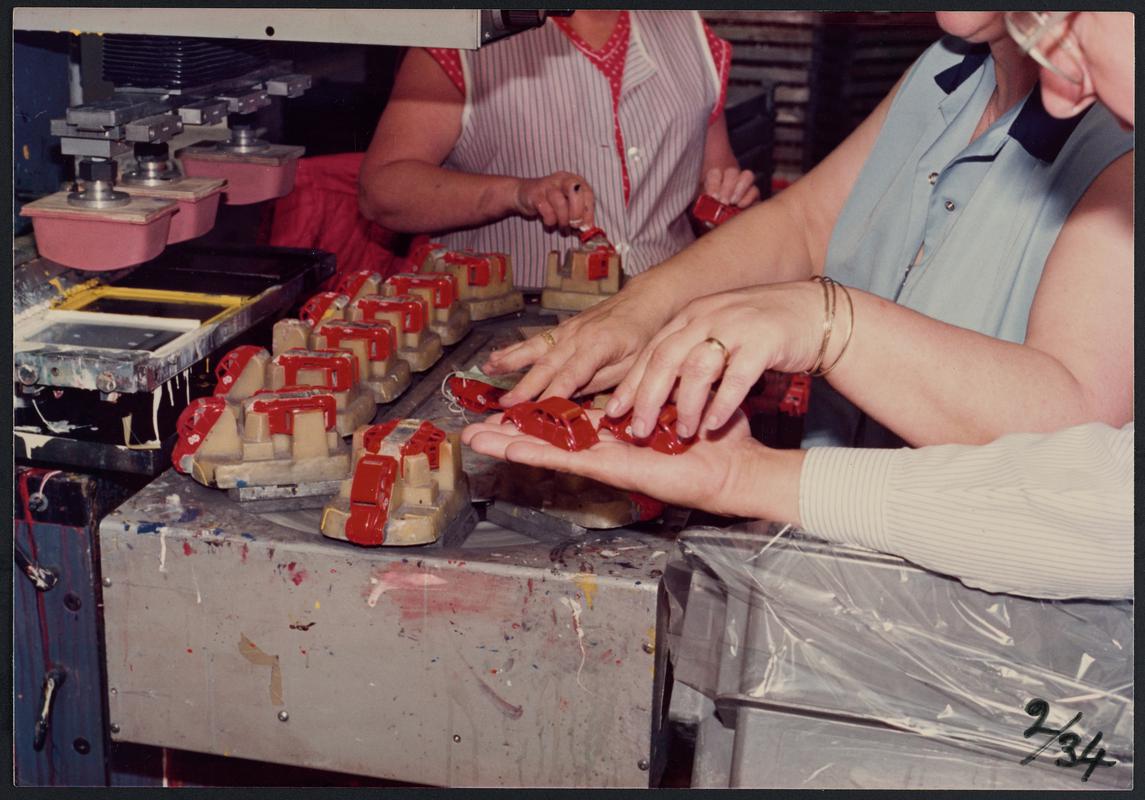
top-left (629, 192), bottom-right (820, 317)
top-left (359, 160), bottom-right (520, 233)
top-left (826, 289), bottom-right (1129, 446)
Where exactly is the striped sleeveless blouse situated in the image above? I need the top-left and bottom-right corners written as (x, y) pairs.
top-left (431, 11), bottom-right (729, 289)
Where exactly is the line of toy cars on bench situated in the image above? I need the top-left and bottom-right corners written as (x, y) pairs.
top-left (168, 232), bottom-right (669, 546)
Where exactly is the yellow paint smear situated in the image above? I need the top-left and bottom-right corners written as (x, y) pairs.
top-left (648, 625), bottom-right (657, 674)
top-left (314, 601), bottom-right (321, 610)
top-left (47, 276), bottom-right (106, 301)
top-left (22, 145), bottom-right (30, 160)
top-left (238, 633), bottom-right (284, 706)
top-left (573, 573), bottom-right (598, 610)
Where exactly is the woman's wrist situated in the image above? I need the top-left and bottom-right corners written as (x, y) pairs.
top-left (623, 265), bottom-right (690, 325)
top-left (721, 438), bottom-right (806, 524)
top-left (482, 174), bottom-right (527, 220)
top-left (797, 277), bottom-right (855, 377)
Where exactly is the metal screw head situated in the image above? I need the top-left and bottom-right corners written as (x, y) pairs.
top-left (642, 641), bottom-right (655, 655)
top-left (277, 710), bottom-right (290, 722)
top-left (27, 492), bottom-right (49, 512)
top-left (64, 593), bottom-right (83, 612)
top-left (637, 758), bottom-right (650, 771)
top-left (109, 687), bottom-right (117, 695)
top-left (96, 372), bottom-right (117, 393)
top-left (109, 723), bottom-right (120, 734)
top-left (17, 364), bottom-right (38, 385)
top-left (452, 734), bottom-right (461, 743)
top-left (102, 577), bottom-right (112, 587)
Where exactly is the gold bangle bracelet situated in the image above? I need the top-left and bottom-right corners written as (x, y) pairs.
top-left (805, 276), bottom-right (836, 376)
top-left (816, 280), bottom-right (854, 377)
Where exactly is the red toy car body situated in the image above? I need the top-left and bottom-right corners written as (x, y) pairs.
top-left (343, 454), bottom-right (400, 546)
top-left (501, 397), bottom-right (599, 451)
top-left (779, 373), bottom-right (811, 417)
top-left (597, 404), bottom-right (694, 455)
top-left (448, 376), bottom-right (506, 414)
top-left (691, 194), bottom-right (743, 231)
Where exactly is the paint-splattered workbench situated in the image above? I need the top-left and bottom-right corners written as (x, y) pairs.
top-left (98, 306), bottom-right (679, 788)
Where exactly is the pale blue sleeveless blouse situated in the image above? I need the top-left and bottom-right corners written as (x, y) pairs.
top-left (803, 37), bottom-right (1133, 449)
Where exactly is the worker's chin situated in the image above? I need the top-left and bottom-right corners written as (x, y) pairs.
top-left (935, 11), bottom-right (1005, 43)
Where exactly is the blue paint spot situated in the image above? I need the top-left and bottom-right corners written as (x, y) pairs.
top-left (240, 532), bottom-right (256, 540)
top-left (176, 507), bottom-right (201, 523)
top-left (122, 522), bottom-right (130, 531)
top-left (212, 528), bottom-right (225, 537)
top-left (136, 522), bottom-right (163, 534)
top-left (236, 480), bottom-right (248, 488)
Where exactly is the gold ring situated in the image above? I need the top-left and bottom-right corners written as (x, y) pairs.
top-left (540, 329), bottom-right (557, 349)
top-left (703, 337), bottom-right (731, 366)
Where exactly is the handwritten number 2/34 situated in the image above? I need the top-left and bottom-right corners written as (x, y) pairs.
top-left (1021, 698), bottom-right (1116, 782)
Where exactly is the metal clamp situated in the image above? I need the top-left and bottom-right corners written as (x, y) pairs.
top-left (264, 73), bottom-right (312, 99)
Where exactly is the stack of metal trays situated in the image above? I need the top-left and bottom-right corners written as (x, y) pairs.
top-left (102, 35), bottom-right (270, 90)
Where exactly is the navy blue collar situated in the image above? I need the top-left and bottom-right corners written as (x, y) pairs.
top-left (934, 42), bottom-right (1089, 163)
top-left (933, 43), bottom-right (990, 94)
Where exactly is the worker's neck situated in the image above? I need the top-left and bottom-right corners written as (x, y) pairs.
top-left (988, 37), bottom-right (1039, 114)
top-left (971, 37), bottom-right (1039, 141)
top-left (566, 10), bottom-right (623, 51)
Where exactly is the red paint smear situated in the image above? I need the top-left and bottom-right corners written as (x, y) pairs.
top-left (291, 569), bottom-right (308, 586)
top-left (489, 668), bottom-right (498, 675)
top-left (186, 648), bottom-right (193, 654)
top-left (600, 649), bottom-right (613, 661)
top-left (183, 542), bottom-right (195, 556)
top-left (330, 568), bottom-right (337, 574)
top-left (527, 578), bottom-right (534, 595)
top-left (287, 562), bottom-right (297, 571)
top-left (240, 543), bottom-right (249, 563)
top-left (361, 562), bottom-right (521, 622)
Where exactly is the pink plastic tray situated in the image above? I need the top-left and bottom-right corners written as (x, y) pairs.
top-left (166, 188), bottom-right (224, 244)
top-left (181, 158), bottom-right (300, 206)
top-left (26, 210), bottom-right (176, 271)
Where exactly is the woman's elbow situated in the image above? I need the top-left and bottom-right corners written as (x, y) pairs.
top-left (358, 170), bottom-right (405, 229)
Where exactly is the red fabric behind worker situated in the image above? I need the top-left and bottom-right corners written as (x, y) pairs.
top-left (268, 152), bottom-right (401, 288)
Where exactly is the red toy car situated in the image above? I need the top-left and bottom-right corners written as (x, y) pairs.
top-left (597, 404), bottom-right (694, 455)
top-left (691, 194), bottom-right (743, 231)
top-left (779, 373), bottom-right (811, 417)
top-left (448, 375), bottom-right (506, 414)
top-left (501, 397), bottom-right (599, 451)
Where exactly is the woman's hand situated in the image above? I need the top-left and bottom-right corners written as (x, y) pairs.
top-left (514, 172), bottom-right (596, 230)
top-left (483, 273), bottom-right (678, 405)
top-left (703, 167), bottom-right (761, 208)
top-left (605, 281), bottom-right (835, 441)
top-left (462, 408), bottom-right (803, 520)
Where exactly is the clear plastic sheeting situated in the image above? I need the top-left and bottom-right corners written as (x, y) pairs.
top-left (662, 526), bottom-right (1133, 789)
